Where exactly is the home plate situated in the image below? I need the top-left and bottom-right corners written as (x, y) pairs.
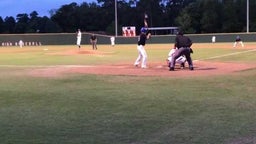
top-left (156, 65), bottom-right (164, 68)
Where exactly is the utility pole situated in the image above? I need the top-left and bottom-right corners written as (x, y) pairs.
top-left (115, 0), bottom-right (118, 36)
top-left (247, 0), bottom-right (249, 33)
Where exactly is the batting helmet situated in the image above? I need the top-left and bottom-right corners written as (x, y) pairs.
top-left (140, 27), bottom-right (147, 33)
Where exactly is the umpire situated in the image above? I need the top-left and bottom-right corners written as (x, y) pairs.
top-left (169, 30), bottom-right (194, 71)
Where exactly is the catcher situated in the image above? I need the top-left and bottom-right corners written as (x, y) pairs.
top-left (166, 47), bottom-right (186, 69)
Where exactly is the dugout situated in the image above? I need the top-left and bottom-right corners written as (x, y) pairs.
top-left (0, 32), bottom-right (256, 46)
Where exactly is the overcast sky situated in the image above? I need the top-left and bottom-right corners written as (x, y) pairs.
top-left (0, 0), bottom-right (96, 18)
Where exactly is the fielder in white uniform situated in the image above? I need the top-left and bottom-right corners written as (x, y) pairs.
top-left (110, 36), bottom-right (115, 47)
top-left (212, 36), bottom-right (216, 43)
top-left (76, 29), bottom-right (82, 50)
top-left (18, 40), bottom-right (24, 48)
top-left (167, 48), bottom-right (186, 69)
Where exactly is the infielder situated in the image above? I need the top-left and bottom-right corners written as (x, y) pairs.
top-left (134, 27), bottom-right (151, 68)
top-left (233, 35), bottom-right (244, 48)
top-left (167, 48), bottom-right (186, 69)
top-left (90, 34), bottom-right (97, 50)
top-left (76, 29), bottom-right (82, 50)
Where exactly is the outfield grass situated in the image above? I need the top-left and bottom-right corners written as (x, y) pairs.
top-left (0, 43), bottom-right (256, 144)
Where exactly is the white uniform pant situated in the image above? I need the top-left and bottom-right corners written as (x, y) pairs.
top-left (110, 37), bottom-right (115, 46)
top-left (134, 45), bottom-right (147, 68)
top-left (168, 56), bottom-right (186, 64)
top-left (77, 38), bottom-right (81, 46)
top-left (233, 41), bottom-right (244, 47)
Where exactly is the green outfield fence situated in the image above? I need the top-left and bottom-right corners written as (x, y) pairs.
top-left (0, 32), bottom-right (256, 46)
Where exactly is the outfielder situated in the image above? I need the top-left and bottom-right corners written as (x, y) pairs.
top-left (18, 40), bottom-right (24, 48)
top-left (76, 29), bottom-right (82, 50)
top-left (110, 36), bottom-right (115, 47)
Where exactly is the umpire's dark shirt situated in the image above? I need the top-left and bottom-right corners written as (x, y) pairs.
top-left (175, 35), bottom-right (192, 49)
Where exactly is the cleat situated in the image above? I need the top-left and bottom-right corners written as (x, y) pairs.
top-left (180, 63), bottom-right (185, 69)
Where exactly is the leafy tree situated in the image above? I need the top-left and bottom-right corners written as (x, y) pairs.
top-left (96, 0), bottom-right (116, 32)
top-left (200, 0), bottom-right (222, 33)
top-left (221, 0), bottom-right (242, 32)
top-left (3, 16), bottom-right (16, 33)
top-left (51, 2), bottom-right (80, 32)
top-left (175, 2), bottom-right (199, 33)
top-left (0, 17), bottom-right (4, 33)
top-left (15, 14), bottom-right (29, 33)
top-left (250, 0), bottom-right (256, 31)
top-left (0, 0), bottom-right (255, 34)
top-left (176, 10), bottom-right (195, 33)
top-left (43, 17), bottom-right (62, 33)
top-left (26, 11), bottom-right (40, 33)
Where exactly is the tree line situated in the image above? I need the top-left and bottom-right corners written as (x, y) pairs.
top-left (0, 0), bottom-right (255, 35)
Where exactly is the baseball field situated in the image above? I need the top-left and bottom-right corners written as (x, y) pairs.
top-left (0, 42), bottom-right (256, 144)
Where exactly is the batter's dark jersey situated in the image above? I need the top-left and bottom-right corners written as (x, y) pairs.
top-left (138, 33), bottom-right (147, 46)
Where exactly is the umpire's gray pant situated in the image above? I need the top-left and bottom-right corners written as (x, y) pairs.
top-left (170, 47), bottom-right (193, 68)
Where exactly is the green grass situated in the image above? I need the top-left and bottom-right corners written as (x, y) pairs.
top-left (0, 43), bottom-right (256, 144)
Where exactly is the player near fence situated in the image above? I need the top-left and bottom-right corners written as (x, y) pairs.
top-left (76, 29), bottom-right (82, 50)
top-left (18, 40), bottom-right (24, 48)
top-left (212, 36), bottom-right (216, 43)
top-left (110, 36), bottom-right (115, 47)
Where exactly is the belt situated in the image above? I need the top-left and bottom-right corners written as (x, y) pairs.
top-left (178, 47), bottom-right (190, 49)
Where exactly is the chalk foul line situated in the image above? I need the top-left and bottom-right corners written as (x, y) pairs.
top-left (194, 48), bottom-right (256, 61)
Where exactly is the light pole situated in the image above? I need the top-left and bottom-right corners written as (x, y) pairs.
top-left (246, 0), bottom-right (249, 33)
top-left (115, 0), bottom-right (118, 36)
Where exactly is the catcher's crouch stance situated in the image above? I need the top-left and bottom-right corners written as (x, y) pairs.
top-left (167, 48), bottom-right (186, 69)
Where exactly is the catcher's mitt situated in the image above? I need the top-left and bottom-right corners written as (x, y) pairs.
top-left (190, 48), bottom-right (193, 54)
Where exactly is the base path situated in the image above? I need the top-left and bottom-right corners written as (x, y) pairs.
top-left (28, 61), bottom-right (256, 78)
